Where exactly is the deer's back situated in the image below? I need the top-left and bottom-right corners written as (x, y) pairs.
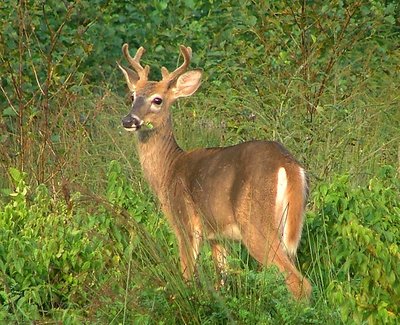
top-left (166, 140), bottom-right (302, 234)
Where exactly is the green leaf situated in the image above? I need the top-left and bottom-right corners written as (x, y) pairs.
top-left (311, 34), bottom-right (317, 43)
top-left (2, 106), bottom-right (17, 117)
top-left (51, 134), bottom-right (61, 143)
top-left (319, 184), bottom-right (328, 196)
top-left (247, 15), bottom-right (257, 27)
top-left (9, 167), bottom-right (21, 182)
top-left (82, 261), bottom-right (91, 271)
top-left (184, 0), bottom-right (195, 9)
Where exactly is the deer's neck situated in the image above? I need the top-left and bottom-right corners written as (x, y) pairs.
top-left (136, 119), bottom-right (183, 197)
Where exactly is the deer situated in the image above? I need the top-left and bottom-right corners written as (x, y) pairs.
top-left (117, 43), bottom-right (312, 300)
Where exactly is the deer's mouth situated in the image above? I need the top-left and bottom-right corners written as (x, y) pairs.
top-left (124, 125), bottom-right (140, 132)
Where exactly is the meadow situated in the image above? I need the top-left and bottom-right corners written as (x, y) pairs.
top-left (0, 1), bottom-right (399, 323)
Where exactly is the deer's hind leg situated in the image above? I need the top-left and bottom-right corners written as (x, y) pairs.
top-left (241, 227), bottom-right (311, 300)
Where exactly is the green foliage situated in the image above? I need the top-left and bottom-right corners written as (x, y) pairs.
top-left (0, 0), bottom-right (399, 323)
top-left (1, 0), bottom-right (399, 188)
top-left (0, 168), bottom-right (127, 322)
top-left (107, 159), bottom-right (148, 222)
top-left (95, 256), bottom-right (336, 324)
top-left (305, 165), bottom-right (400, 324)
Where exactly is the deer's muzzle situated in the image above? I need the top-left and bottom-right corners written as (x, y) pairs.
top-left (122, 114), bottom-right (143, 131)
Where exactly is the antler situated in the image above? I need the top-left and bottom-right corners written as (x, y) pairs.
top-left (122, 43), bottom-right (150, 81)
top-left (161, 45), bottom-right (192, 82)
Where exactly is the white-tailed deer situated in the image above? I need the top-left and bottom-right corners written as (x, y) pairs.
top-left (117, 44), bottom-right (312, 300)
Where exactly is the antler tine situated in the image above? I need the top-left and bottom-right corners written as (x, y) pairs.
top-left (122, 43), bottom-right (150, 81)
top-left (162, 45), bottom-right (192, 82)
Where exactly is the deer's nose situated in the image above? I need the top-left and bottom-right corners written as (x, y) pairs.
top-left (122, 115), bottom-right (142, 130)
top-left (122, 115), bottom-right (134, 128)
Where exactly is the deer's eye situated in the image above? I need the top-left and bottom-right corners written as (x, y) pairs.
top-left (130, 93), bottom-right (135, 102)
top-left (152, 97), bottom-right (163, 105)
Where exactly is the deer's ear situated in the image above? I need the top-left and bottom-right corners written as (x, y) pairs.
top-left (117, 62), bottom-right (139, 91)
top-left (172, 69), bottom-right (202, 98)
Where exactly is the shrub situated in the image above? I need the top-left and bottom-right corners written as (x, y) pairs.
top-left (0, 168), bottom-right (126, 322)
top-left (304, 165), bottom-right (400, 324)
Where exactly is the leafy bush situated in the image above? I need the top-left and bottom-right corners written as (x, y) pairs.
top-left (304, 165), bottom-right (400, 324)
top-left (0, 168), bottom-right (127, 322)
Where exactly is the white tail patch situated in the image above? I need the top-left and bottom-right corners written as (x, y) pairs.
top-left (275, 167), bottom-right (289, 245)
top-left (283, 166), bottom-right (307, 258)
top-left (293, 166), bottom-right (307, 252)
top-left (299, 167), bottom-right (307, 205)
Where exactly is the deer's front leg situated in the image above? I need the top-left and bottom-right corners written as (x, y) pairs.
top-left (177, 228), bottom-right (202, 280)
top-left (211, 241), bottom-right (228, 287)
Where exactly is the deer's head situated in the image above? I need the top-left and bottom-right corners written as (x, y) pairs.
top-left (118, 44), bottom-right (202, 132)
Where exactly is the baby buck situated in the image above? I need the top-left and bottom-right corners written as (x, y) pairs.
top-left (117, 44), bottom-right (311, 299)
